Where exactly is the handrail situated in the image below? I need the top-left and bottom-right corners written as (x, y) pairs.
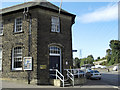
top-left (65, 69), bottom-right (85, 78)
top-left (66, 70), bottom-right (74, 86)
top-left (56, 69), bottom-right (64, 87)
top-left (50, 69), bottom-right (64, 87)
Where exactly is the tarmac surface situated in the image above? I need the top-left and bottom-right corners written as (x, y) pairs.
top-left (1, 71), bottom-right (119, 89)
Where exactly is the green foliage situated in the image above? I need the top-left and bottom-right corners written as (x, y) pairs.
top-left (94, 57), bottom-right (106, 62)
top-left (74, 55), bottom-right (94, 68)
top-left (97, 57), bottom-right (100, 60)
top-left (87, 55), bottom-right (94, 64)
top-left (100, 61), bottom-right (107, 65)
top-left (106, 40), bottom-right (120, 65)
top-left (80, 58), bottom-right (86, 66)
top-left (108, 58), bottom-right (114, 65)
top-left (106, 55), bottom-right (111, 63)
top-left (74, 57), bottom-right (80, 68)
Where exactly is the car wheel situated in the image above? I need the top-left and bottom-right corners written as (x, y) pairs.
top-left (86, 77), bottom-right (89, 79)
top-left (99, 78), bottom-right (101, 80)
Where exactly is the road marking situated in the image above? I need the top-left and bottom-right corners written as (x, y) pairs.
top-left (112, 86), bottom-right (118, 89)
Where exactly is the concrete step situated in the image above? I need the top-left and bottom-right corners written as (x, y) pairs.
top-left (61, 80), bottom-right (72, 87)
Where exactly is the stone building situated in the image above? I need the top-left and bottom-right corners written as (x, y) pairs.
top-left (0, 1), bottom-right (75, 85)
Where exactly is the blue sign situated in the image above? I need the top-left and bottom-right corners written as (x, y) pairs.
top-left (72, 50), bottom-right (77, 52)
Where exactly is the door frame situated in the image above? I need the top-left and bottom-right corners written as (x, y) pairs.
top-left (49, 46), bottom-right (62, 73)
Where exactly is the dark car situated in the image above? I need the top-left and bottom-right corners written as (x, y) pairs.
top-left (74, 70), bottom-right (85, 78)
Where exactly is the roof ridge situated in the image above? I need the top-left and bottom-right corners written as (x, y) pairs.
top-left (0, 1), bottom-right (75, 17)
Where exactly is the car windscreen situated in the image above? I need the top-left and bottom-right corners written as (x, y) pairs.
top-left (90, 71), bottom-right (99, 73)
top-left (79, 70), bottom-right (84, 73)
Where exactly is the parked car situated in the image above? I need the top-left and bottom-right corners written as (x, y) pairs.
top-left (86, 70), bottom-right (101, 80)
top-left (91, 66), bottom-right (95, 69)
top-left (101, 66), bottom-right (107, 69)
top-left (74, 70), bottom-right (85, 78)
top-left (113, 66), bottom-right (118, 71)
top-left (81, 66), bottom-right (86, 70)
top-left (91, 65), bottom-right (107, 69)
top-left (86, 68), bottom-right (92, 72)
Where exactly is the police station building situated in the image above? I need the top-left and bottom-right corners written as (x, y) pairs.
top-left (0, 1), bottom-right (76, 85)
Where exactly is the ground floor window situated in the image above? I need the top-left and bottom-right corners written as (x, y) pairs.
top-left (12, 47), bottom-right (22, 70)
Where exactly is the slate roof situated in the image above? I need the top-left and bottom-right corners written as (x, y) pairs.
top-left (0, 0), bottom-right (75, 17)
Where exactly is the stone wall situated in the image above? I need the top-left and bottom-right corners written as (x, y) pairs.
top-left (2, 8), bottom-right (38, 81)
top-left (1, 6), bottom-right (74, 85)
top-left (37, 8), bottom-right (74, 84)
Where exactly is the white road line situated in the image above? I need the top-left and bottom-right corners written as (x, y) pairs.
top-left (112, 86), bottom-right (118, 88)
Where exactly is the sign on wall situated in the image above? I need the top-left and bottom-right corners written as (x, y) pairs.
top-left (40, 65), bottom-right (47, 69)
top-left (23, 57), bottom-right (32, 70)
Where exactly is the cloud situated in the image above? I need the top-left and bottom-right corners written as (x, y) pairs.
top-left (77, 3), bottom-right (118, 23)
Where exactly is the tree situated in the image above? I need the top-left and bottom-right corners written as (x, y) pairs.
top-left (87, 55), bottom-right (94, 64)
top-left (97, 57), bottom-right (100, 60)
top-left (106, 49), bottom-right (112, 64)
top-left (80, 58), bottom-right (86, 66)
top-left (74, 57), bottom-right (80, 68)
top-left (108, 40), bottom-right (120, 65)
top-left (100, 61), bottom-right (107, 65)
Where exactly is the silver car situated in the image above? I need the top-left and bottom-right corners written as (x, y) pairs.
top-left (86, 70), bottom-right (101, 80)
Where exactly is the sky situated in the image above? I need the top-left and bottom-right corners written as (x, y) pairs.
top-left (1, 1), bottom-right (118, 59)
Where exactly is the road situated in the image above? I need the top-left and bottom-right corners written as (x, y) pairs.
top-left (81, 71), bottom-right (119, 88)
top-left (1, 71), bottom-right (119, 89)
top-left (101, 71), bottom-right (119, 86)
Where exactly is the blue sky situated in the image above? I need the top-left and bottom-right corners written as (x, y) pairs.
top-left (1, 1), bottom-right (118, 59)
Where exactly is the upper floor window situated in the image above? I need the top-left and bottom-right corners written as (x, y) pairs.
top-left (0, 21), bottom-right (3, 35)
top-left (12, 47), bottom-right (22, 70)
top-left (14, 17), bottom-right (22, 33)
top-left (51, 16), bottom-right (60, 33)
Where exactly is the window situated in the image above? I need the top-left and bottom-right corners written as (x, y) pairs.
top-left (49, 46), bottom-right (61, 55)
top-left (12, 47), bottom-right (22, 70)
top-left (0, 48), bottom-right (2, 70)
top-left (14, 17), bottom-right (22, 33)
top-left (0, 21), bottom-right (3, 35)
top-left (51, 17), bottom-right (60, 33)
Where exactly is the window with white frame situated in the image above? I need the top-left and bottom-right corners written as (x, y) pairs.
top-left (49, 46), bottom-right (61, 55)
top-left (14, 17), bottom-right (22, 32)
top-left (51, 17), bottom-right (60, 33)
top-left (0, 21), bottom-right (3, 35)
top-left (0, 48), bottom-right (2, 71)
top-left (12, 47), bottom-right (22, 70)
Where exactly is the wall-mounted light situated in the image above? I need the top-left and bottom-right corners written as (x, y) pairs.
top-left (66, 61), bottom-right (68, 65)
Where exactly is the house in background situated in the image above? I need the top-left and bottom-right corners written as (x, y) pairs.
top-left (0, 1), bottom-right (75, 85)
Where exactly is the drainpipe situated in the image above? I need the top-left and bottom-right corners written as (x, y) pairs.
top-left (23, 7), bottom-right (32, 84)
top-left (28, 13), bottom-right (32, 84)
top-left (28, 13), bottom-right (32, 57)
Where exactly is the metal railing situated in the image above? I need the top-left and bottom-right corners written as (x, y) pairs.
top-left (65, 69), bottom-right (86, 86)
top-left (50, 69), bottom-right (64, 87)
top-left (56, 69), bottom-right (64, 87)
top-left (65, 69), bottom-right (85, 78)
top-left (65, 69), bottom-right (74, 86)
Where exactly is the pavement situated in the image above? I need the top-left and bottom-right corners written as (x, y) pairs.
top-left (0, 70), bottom-right (120, 89)
top-left (0, 78), bottom-right (119, 89)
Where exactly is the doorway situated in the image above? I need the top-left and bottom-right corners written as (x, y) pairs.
top-left (49, 46), bottom-right (62, 78)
